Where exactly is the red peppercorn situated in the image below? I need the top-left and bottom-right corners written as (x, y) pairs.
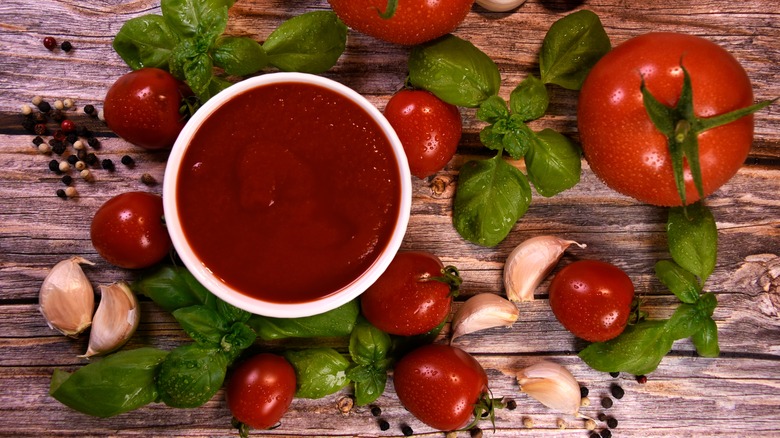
top-left (43, 36), bottom-right (57, 50)
top-left (60, 119), bottom-right (75, 133)
top-left (34, 123), bottom-right (48, 136)
top-left (637, 375), bottom-right (648, 384)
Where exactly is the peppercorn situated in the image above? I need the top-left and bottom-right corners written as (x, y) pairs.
top-left (56, 189), bottom-right (67, 199)
top-left (38, 101), bottom-right (52, 113)
top-left (585, 419), bottom-right (597, 431)
top-left (580, 386), bottom-right (589, 398)
top-left (601, 429), bottom-right (613, 438)
top-left (66, 132), bottom-right (78, 144)
top-left (609, 372), bottom-right (620, 378)
top-left (610, 384), bottom-right (625, 400)
top-left (471, 426), bottom-right (484, 437)
top-left (61, 119), bottom-right (75, 133)
top-left (22, 118), bottom-right (36, 133)
top-left (54, 100), bottom-right (64, 110)
top-left (38, 143), bottom-right (52, 154)
top-left (51, 140), bottom-right (66, 155)
top-left (87, 137), bottom-right (100, 149)
top-left (32, 136), bottom-right (44, 146)
top-left (101, 159), bottom-right (115, 171)
top-left (506, 399), bottom-right (517, 410)
top-left (83, 104), bottom-right (95, 116)
top-left (601, 397), bottom-right (613, 409)
top-left (74, 161), bottom-right (86, 171)
top-left (378, 420), bottom-right (389, 431)
top-left (51, 109), bottom-right (65, 122)
top-left (556, 419), bottom-right (566, 430)
top-left (34, 112), bottom-right (47, 123)
top-left (370, 406), bottom-right (381, 417)
top-left (61, 175), bottom-right (73, 185)
top-left (48, 160), bottom-right (60, 173)
top-left (34, 123), bottom-right (47, 136)
top-left (121, 155), bottom-right (135, 166)
top-left (73, 140), bottom-right (85, 150)
top-left (598, 413), bottom-right (607, 422)
top-left (401, 425), bottom-right (413, 436)
top-left (52, 130), bottom-right (66, 142)
top-left (58, 161), bottom-right (70, 172)
top-left (80, 169), bottom-right (94, 182)
top-left (78, 126), bottom-right (92, 138)
top-left (63, 98), bottom-right (74, 109)
top-left (85, 153), bottom-right (99, 166)
top-left (65, 187), bottom-right (77, 198)
top-left (606, 417), bottom-right (618, 429)
top-left (60, 41), bottom-right (73, 52)
top-left (636, 375), bottom-right (647, 384)
top-left (43, 36), bottom-right (57, 50)
top-left (589, 433), bottom-right (600, 438)
top-left (581, 396), bottom-right (591, 407)
top-left (141, 173), bottom-right (157, 186)
top-left (21, 104), bottom-right (33, 115)
top-left (31, 96), bottom-right (43, 106)
top-left (522, 417), bottom-right (534, 428)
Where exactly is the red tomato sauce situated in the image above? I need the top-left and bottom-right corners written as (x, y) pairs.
top-left (177, 82), bottom-right (401, 304)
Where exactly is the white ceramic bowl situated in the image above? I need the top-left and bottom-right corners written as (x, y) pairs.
top-left (163, 72), bottom-right (411, 318)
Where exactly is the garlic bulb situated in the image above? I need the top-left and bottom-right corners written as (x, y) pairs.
top-left (450, 293), bottom-right (519, 343)
top-left (477, 0), bottom-right (527, 13)
top-left (39, 257), bottom-right (95, 337)
top-left (516, 361), bottom-right (583, 417)
top-left (81, 281), bottom-right (140, 358)
top-left (503, 236), bottom-right (586, 302)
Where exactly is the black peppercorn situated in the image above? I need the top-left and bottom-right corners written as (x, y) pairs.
top-left (78, 126), bottom-right (93, 138)
top-left (61, 41), bottom-right (73, 52)
top-left (22, 118), bottom-right (36, 133)
top-left (378, 420), bottom-right (389, 431)
top-left (610, 384), bottom-right (625, 400)
top-left (601, 397), bottom-right (613, 409)
top-left (32, 136), bottom-right (44, 146)
top-left (66, 132), bottom-right (78, 144)
top-left (61, 175), bottom-right (73, 185)
top-left (370, 406), bottom-right (381, 417)
top-left (88, 137), bottom-right (101, 149)
top-left (48, 160), bottom-right (60, 173)
top-left (401, 425), bottom-right (413, 436)
top-left (470, 427), bottom-right (483, 438)
top-left (85, 153), bottom-right (99, 166)
top-left (589, 433), bottom-right (600, 438)
top-left (51, 109), bottom-right (64, 122)
top-left (77, 149), bottom-right (87, 161)
top-left (51, 141), bottom-right (66, 155)
top-left (34, 112), bottom-right (47, 123)
top-left (67, 155), bottom-right (79, 165)
top-left (606, 417), bottom-right (618, 429)
top-left (598, 413), bottom-right (607, 422)
top-left (84, 104), bottom-right (95, 115)
top-left (506, 399), bottom-right (517, 410)
top-left (56, 188), bottom-right (67, 199)
top-left (121, 155), bottom-right (135, 166)
top-left (101, 159), bottom-right (115, 171)
top-left (38, 101), bottom-right (52, 113)
top-left (580, 386), bottom-right (589, 398)
top-left (609, 372), bottom-right (620, 378)
top-left (601, 429), bottom-right (613, 438)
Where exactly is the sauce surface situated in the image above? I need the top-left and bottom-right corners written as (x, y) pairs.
top-left (177, 82), bottom-right (401, 304)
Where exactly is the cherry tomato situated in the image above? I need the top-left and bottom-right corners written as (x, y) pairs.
top-left (361, 251), bottom-right (460, 336)
top-left (328, 0), bottom-right (475, 46)
top-left (548, 260), bottom-right (635, 342)
top-left (103, 68), bottom-right (190, 150)
top-left (393, 344), bottom-right (489, 431)
top-left (578, 32), bottom-right (757, 206)
top-left (90, 192), bottom-right (171, 269)
top-left (226, 353), bottom-right (296, 430)
top-left (384, 89), bottom-right (462, 178)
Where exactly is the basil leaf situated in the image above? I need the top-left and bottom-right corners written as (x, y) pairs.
top-left (408, 34), bottom-right (501, 108)
top-left (183, 51), bottom-right (214, 102)
top-left (476, 95), bottom-right (509, 123)
top-left (161, 0), bottom-right (232, 39)
top-left (283, 348), bottom-right (350, 399)
top-left (263, 11), bottom-right (347, 74)
top-left (696, 292), bottom-right (718, 317)
top-left (247, 300), bottom-right (359, 340)
top-left (348, 320), bottom-right (391, 405)
top-left (212, 36), bottom-right (268, 76)
top-left (172, 305), bottom-right (228, 346)
top-left (525, 128), bottom-right (581, 197)
top-left (216, 299), bottom-right (250, 324)
top-left (220, 322), bottom-right (257, 364)
top-left (579, 320), bottom-right (672, 376)
top-left (453, 155), bottom-right (532, 247)
top-left (509, 75), bottom-right (549, 122)
top-left (49, 348), bottom-right (168, 418)
top-left (654, 260), bottom-right (701, 304)
top-left (207, 76), bottom-right (233, 98)
top-left (692, 317), bottom-right (720, 358)
top-left (664, 303), bottom-right (708, 340)
top-left (132, 265), bottom-right (215, 313)
top-left (113, 15), bottom-right (179, 70)
top-left (502, 121), bottom-right (532, 159)
top-left (667, 202), bottom-right (718, 282)
top-left (539, 9), bottom-right (611, 90)
top-left (157, 344), bottom-right (228, 408)
top-left (479, 125), bottom-right (504, 152)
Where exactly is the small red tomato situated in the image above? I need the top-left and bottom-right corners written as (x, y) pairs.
top-left (361, 251), bottom-right (460, 336)
top-left (393, 344), bottom-right (489, 431)
top-left (384, 90), bottom-right (462, 178)
top-left (103, 68), bottom-right (190, 150)
top-left (226, 353), bottom-right (297, 430)
top-left (548, 260), bottom-right (635, 342)
top-left (90, 192), bottom-right (172, 269)
top-left (328, 0), bottom-right (475, 46)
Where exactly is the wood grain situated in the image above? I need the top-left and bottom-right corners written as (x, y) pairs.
top-left (0, 0), bottom-right (778, 436)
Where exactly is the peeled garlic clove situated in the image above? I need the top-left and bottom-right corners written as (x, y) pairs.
top-left (81, 281), bottom-right (140, 358)
top-left (39, 257), bottom-right (95, 337)
top-left (477, 0), bottom-right (527, 12)
top-left (450, 293), bottom-right (519, 343)
top-left (516, 361), bottom-right (583, 417)
top-left (503, 236), bottom-right (586, 302)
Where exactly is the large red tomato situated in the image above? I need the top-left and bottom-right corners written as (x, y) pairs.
top-left (578, 33), bottom-right (757, 206)
top-left (328, 0), bottom-right (475, 46)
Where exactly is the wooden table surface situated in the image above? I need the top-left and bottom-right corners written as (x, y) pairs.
top-left (1, 0), bottom-right (778, 437)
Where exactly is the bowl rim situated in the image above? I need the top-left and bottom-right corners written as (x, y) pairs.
top-left (162, 72), bottom-right (411, 318)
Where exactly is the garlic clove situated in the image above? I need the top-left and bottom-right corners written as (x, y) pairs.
top-left (476, 0), bottom-right (527, 13)
top-left (39, 257), bottom-right (95, 337)
top-left (516, 361), bottom-right (584, 417)
top-left (450, 293), bottom-right (519, 343)
top-left (503, 236), bottom-right (586, 302)
top-left (81, 281), bottom-right (140, 358)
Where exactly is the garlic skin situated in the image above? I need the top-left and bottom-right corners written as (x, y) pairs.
top-left (503, 236), bottom-right (586, 302)
top-left (39, 257), bottom-right (95, 337)
top-left (516, 361), bottom-right (583, 417)
top-left (450, 293), bottom-right (519, 343)
top-left (81, 281), bottom-right (140, 358)
top-left (477, 0), bottom-right (527, 12)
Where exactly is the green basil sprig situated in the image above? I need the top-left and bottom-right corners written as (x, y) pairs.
top-left (347, 319), bottom-right (392, 406)
top-left (408, 11), bottom-right (607, 246)
top-left (113, 0), bottom-right (347, 102)
top-left (579, 202), bottom-right (721, 374)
